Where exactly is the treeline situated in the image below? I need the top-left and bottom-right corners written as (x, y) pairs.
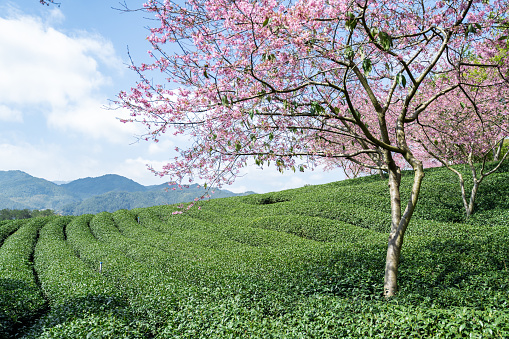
top-left (0, 209), bottom-right (57, 221)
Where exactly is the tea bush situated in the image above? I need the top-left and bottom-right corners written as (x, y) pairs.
top-left (11, 164), bottom-right (509, 337)
top-left (0, 219), bottom-right (24, 247)
top-left (0, 218), bottom-right (48, 338)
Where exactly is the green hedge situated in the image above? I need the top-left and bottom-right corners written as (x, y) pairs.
top-left (11, 163), bottom-right (509, 337)
top-left (0, 218), bottom-right (49, 338)
top-left (22, 214), bottom-right (152, 338)
top-left (0, 219), bottom-right (25, 247)
top-left (33, 216), bottom-right (117, 303)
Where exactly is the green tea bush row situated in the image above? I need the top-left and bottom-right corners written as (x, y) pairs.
top-left (246, 214), bottom-right (383, 243)
top-left (153, 294), bottom-right (509, 338)
top-left (69, 213), bottom-right (236, 336)
top-left (23, 216), bottom-right (133, 338)
top-left (77, 212), bottom-right (218, 337)
top-left (114, 209), bottom-right (304, 288)
top-left (468, 209), bottom-right (509, 227)
top-left (0, 219), bottom-right (24, 247)
top-left (111, 209), bottom-right (381, 336)
top-left (139, 206), bottom-right (322, 251)
top-left (113, 209), bottom-right (230, 266)
top-left (284, 200), bottom-right (391, 233)
top-left (192, 192), bottom-right (393, 234)
top-left (12, 164), bottom-right (509, 337)
top-left (237, 163), bottom-right (507, 224)
top-left (33, 216), bottom-right (116, 303)
top-left (90, 211), bottom-right (206, 270)
top-left (0, 218), bottom-right (48, 338)
top-left (22, 214), bottom-right (155, 338)
top-left (141, 206), bottom-right (354, 273)
top-left (397, 229), bottom-right (509, 310)
top-left (65, 214), bottom-right (147, 283)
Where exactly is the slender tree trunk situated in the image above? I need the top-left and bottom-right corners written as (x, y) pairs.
top-left (384, 159), bottom-right (424, 297)
top-left (456, 172), bottom-right (471, 217)
top-left (384, 164), bottom-right (402, 297)
top-left (458, 175), bottom-right (481, 219)
top-left (464, 159), bottom-right (482, 219)
top-left (465, 180), bottom-right (480, 218)
top-left (494, 139), bottom-right (504, 161)
top-left (448, 165), bottom-right (486, 219)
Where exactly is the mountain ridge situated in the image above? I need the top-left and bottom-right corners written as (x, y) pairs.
top-left (0, 170), bottom-right (253, 215)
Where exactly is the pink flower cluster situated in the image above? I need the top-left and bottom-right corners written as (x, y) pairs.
top-left (117, 0), bottom-right (509, 196)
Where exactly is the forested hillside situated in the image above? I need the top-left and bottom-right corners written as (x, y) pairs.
top-left (1, 163), bottom-right (509, 338)
top-left (0, 171), bottom-right (252, 215)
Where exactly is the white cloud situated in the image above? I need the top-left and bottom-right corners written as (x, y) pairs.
top-left (226, 163), bottom-right (346, 193)
top-left (113, 157), bottom-right (170, 185)
top-left (0, 11), bottom-right (130, 141)
top-left (0, 14), bottom-right (106, 104)
top-left (47, 7), bottom-right (65, 25)
top-left (47, 100), bottom-right (142, 143)
top-left (0, 142), bottom-right (96, 181)
top-left (148, 139), bottom-right (175, 154)
top-left (0, 105), bottom-right (23, 122)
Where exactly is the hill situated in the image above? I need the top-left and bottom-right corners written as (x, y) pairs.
top-left (60, 174), bottom-right (148, 199)
top-left (0, 171), bottom-right (79, 210)
top-left (1, 163), bottom-right (509, 338)
top-left (60, 184), bottom-right (253, 215)
top-left (0, 171), bottom-right (252, 215)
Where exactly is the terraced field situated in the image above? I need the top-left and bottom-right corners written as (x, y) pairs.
top-left (1, 164), bottom-right (509, 338)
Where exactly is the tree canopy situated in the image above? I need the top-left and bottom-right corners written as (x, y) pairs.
top-left (119, 0), bottom-right (509, 296)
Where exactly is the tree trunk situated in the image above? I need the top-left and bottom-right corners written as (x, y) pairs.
top-left (457, 172), bottom-right (471, 218)
top-left (446, 165), bottom-right (480, 219)
top-left (465, 180), bottom-right (480, 218)
top-left (384, 160), bottom-right (424, 297)
top-left (384, 164), bottom-right (401, 297)
top-left (464, 159), bottom-right (483, 219)
top-left (494, 139), bottom-right (504, 161)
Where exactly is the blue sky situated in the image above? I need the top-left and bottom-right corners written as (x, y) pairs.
top-left (0, 0), bottom-right (346, 193)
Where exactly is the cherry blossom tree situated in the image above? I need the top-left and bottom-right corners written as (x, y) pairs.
top-left (411, 82), bottom-right (509, 218)
top-left (118, 0), bottom-right (509, 297)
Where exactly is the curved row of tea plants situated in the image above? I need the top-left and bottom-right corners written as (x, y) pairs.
top-left (0, 219), bottom-right (24, 247)
top-left (21, 216), bottom-right (133, 338)
top-left (5, 164), bottom-right (509, 337)
top-left (0, 218), bottom-right (48, 338)
top-left (23, 214), bottom-right (154, 338)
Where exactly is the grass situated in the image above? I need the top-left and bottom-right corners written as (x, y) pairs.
top-left (0, 163), bottom-right (509, 338)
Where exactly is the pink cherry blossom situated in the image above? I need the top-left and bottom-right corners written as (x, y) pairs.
top-left (118, 0), bottom-right (509, 297)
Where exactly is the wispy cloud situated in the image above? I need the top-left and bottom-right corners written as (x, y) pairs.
top-left (0, 105), bottom-right (23, 122)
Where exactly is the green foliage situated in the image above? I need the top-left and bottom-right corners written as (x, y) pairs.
top-left (0, 170), bottom-right (248, 214)
top-left (0, 208), bottom-right (57, 221)
top-left (5, 165), bottom-right (509, 337)
top-left (33, 216), bottom-right (116, 303)
top-left (0, 218), bottom-right (49, 338)
top-left (0, 208), bottom-right (31, 220)
top-left (30, 209), bottom-right (57, 219)
top-left (0, 219), bottom-right (24, 247)
top-left (61, 185), bottom-right (247, 215)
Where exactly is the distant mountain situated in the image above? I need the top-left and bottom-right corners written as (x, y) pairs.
top-left (0, 170), bottom-right (79, 210)
top-left (60, 185), bottom-right (250, 215)
top-left (0, 170), bottom-right (253, 215)
top-left (52, 181), bottom-right (71, 185)
top-left (61, 174), bottom-right (147, 199)
top-left (0, 194), bottom-right (29, 210)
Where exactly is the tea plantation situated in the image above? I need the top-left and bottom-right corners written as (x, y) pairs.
top-left (1, 164), bottom-right (509, 338)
